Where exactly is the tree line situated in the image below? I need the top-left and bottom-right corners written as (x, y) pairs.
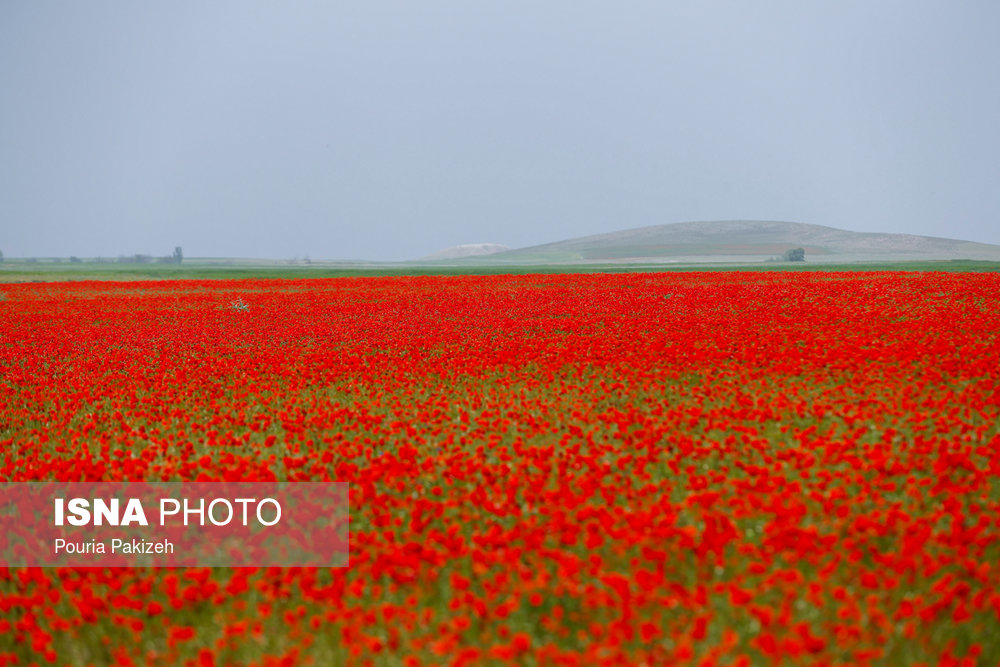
top-left (0, 247), bottom-right (183, 264)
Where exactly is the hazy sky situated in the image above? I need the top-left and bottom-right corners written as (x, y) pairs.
top-left (2, 2), bottom-right (999, 260)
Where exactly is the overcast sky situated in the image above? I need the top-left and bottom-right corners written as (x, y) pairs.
top-left (2, 2), bottom-right (998, 260)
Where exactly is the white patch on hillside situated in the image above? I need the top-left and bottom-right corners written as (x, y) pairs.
top-left (420, 243), bottom-right (511, 260)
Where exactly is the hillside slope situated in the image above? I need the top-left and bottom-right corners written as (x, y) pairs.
top-left (479, 220), bottom-right (1000, 264)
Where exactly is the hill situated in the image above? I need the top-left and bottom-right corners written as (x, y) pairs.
top-left (457, 220), bottom-right (1000, 264)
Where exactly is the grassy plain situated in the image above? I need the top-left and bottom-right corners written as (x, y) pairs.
top-left (2, 258), bottom-right (999, 283)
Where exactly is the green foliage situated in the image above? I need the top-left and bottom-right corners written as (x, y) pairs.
top-left (3, 258), bottom-right (1000, 284)
top-left (229, 297), bottom-right (250, 312)
top-left (782, 247), bottom-right (806, 262)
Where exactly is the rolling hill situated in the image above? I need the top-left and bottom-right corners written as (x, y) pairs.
top-left (424, 221), bottom-right (1000, 265)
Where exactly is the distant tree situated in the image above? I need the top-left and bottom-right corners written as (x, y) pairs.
top-left (70, 256), bottom-right (82, 263)
top-left (0, 249), bottom-right (4, 263)
top-left (118, 254), bottom-right (153, 264)
top-left (173, 246), bottom-right (183, 264)
top-left (782, 247), bottom-right (805, 262)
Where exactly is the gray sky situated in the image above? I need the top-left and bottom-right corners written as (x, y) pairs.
top-left (2, 1), bottom-right (999, 260)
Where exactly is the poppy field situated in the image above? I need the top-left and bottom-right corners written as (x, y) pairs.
top-left (1, 271), bottom-right (999, 666)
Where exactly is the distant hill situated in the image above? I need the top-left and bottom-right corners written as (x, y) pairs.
top-left (420, 243), bottom-right (511, 260)
top-left (434, 221), bottom-right (1000, 264)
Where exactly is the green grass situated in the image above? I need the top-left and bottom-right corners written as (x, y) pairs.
top-left (2, 258), bottom-right (999, 282)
